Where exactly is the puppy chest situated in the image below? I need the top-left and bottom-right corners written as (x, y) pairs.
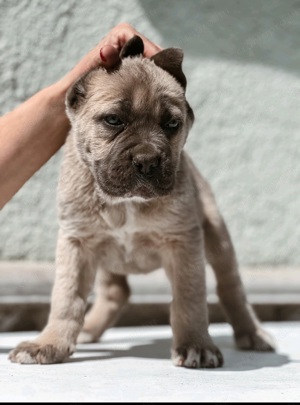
top-left (100, 204), bottom-right (161, 270)
top-left (109, 224), bottom-right (136, 262)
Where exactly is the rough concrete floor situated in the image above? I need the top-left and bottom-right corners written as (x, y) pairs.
top-left (0, 322), bottom-right (299, 402)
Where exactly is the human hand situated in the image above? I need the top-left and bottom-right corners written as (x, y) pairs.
top-left (63, 23), bottom-right (162, 87)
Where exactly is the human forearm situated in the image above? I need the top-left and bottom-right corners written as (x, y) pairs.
top-left (0, 83), bottom-right (69, 209)
top-left (0, 45), bottom-right (110, 209)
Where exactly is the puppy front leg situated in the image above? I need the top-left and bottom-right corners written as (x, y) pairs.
top-left (163, 231), bottom-right (223, 369)
top-left (9, 231), bottom-right (96, 364)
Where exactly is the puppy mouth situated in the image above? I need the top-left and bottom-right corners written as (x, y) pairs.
top-left (134, 176), bottom-right (174, 198)
top-left (96, 171), bottom-right (174, 200)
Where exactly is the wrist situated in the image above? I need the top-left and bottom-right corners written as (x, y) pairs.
top-left (45, 79), bottom-right (70, 115)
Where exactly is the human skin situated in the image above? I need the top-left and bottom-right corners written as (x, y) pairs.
top-left (0, 23), bottom-right (161, 209)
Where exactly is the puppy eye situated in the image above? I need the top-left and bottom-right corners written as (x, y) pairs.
top-left (165, 119), bottom-right (180, 129)
top-left (162, 119), bottom-right (181, 134)
top-left (104, 114), bottom-right (124, 126)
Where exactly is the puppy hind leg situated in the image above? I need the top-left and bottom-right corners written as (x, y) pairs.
top-left (202, 189), bottom-right (275, 351)
top-left (78, 271), bottom-right (130, 343)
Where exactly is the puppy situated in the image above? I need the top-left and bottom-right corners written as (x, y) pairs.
top-left (9, 36), bottom-right (275, 367)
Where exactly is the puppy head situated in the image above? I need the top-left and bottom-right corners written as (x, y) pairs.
top-left (66, 36), bottom-right (194, 202)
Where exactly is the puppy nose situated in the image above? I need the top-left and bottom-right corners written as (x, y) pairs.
top-left (133, 153), bottom-right (160, 176)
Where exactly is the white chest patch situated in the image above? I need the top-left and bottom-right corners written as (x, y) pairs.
top-left (107, 203), bottom-right (138, 263)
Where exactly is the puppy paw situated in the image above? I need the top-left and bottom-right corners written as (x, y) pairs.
top-left (235, 327), bottom-right (276, 352)
top-left (9, 341), bottom-right (75, 364)
top-left (172, 342), bottom-right (224, 369)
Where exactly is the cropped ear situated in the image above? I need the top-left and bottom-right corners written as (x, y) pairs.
top-left (66, 77), bottom-right (86, 111)
top-left (66, 77), bottom-right (87, 111)
top-left (120, 35), bottom-right (144, 59)
top-left (66, 73), bottom-right (90, 113)
top-left (151, 48), bottom-right (187, 90)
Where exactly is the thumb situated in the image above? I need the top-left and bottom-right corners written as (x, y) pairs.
top-left (99, 45), bottom-right (120, 67)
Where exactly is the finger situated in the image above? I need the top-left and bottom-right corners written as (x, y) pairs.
top-left (99, 45), bottom-right (120, 67)
top-left (106, 24), bottom-right (163, 58)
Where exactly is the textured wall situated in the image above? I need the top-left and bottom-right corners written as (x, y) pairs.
top-left (1, 0), bottom-right (300, 265)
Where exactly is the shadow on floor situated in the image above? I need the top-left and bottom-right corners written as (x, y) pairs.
top-left (0, 331), bottom-right (290, 371)
top-left (72, 334), bottom-right (290, 372)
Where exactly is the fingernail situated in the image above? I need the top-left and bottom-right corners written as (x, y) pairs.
top-left (99, 48), bottom-right (107, 62)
